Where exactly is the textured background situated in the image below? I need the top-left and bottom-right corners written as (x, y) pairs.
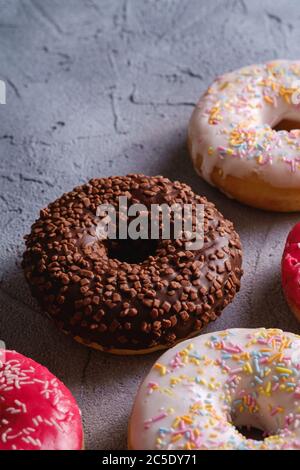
top-left (1, 0), bottom-right (300, 450)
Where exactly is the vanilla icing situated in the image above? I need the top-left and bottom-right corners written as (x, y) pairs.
top-left (188, 61), bottom-right (300, 189)
top-left (130, 328), bottom-right (300, 450)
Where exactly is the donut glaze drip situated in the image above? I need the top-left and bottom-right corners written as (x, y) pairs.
top-left (0, 350), bottom-right (83, 450)
top-left (129, 328), bottom-right (300, 450)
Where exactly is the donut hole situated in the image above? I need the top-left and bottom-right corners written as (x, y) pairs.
top-left (273, 118), bottom-right (300, 132)
top-left (106, 238), bottom-right (159, 264)
top-left (235, 425), bottom-right (265, 441)
top-left (230, 410), bottom-right (274, 442)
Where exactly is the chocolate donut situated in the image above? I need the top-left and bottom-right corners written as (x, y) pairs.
top-left (22, 174), bottom-right (243, 354)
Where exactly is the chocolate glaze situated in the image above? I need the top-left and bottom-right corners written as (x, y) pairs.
top-left (22, 174), bottom-right (243, 352)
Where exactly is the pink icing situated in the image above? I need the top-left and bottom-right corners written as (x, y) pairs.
top-left (0, 350), bottom-right (83, 450)
top-left (281, 222), bottom-right (300, 309)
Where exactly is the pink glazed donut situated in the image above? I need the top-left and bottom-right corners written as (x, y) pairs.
top-left (282, 222), bottom-right (300, 322)
top-left (0, 350), bottom-right (83, 450)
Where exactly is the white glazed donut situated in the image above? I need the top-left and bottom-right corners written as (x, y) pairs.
top-left (188, 60), bottom-right (300, 212)
top-left (129, 328), bottom-right (300, 450)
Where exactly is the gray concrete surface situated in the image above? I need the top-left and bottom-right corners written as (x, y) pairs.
top-left (1, 0), bottom-right (300, 450)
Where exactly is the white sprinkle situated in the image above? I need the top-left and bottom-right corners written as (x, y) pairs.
top-left (6, 408), bottom-right (21, 414)
top-left (15, 399), bottom-right (27, 413)
top-left (1, 428), bottom-right (12, 443)
top-left (53, 395), bottom-right (60, 406)
top-left (44, 419), bottom-right (53, 427)
top-left (7, 432), bottom-right (22, 440)
top-left (26, 436), bottom-right (41, 447)
top-left (40, 390), bottom-right (50, 399)
top-left (23, 427), bottom-right (36, 435)
top-left (50, 417), bottom-right (64, 432)
top-left (33, 378), bottom-right (46, 384)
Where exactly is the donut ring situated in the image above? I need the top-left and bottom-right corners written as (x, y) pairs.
top-left (188, 60), bottom-right (300, 212)
top-left (22, 174), bottom-right (242, 354)
top-left (0, 349), bottom-right (83, 450)
top-left (282, 222), bottom-right (300, 321)
top-left (129, 328), bottom-right (300, 450)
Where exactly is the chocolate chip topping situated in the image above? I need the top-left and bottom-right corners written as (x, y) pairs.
top-left (22, 174), bottom-right (243, 352)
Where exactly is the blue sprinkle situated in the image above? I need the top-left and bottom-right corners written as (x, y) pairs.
top-left (222, 353), bottom-right (232, 359)
top-left (159, 428), bottom-right (170, 434)
top-left (210, 336), bottom-right (218, 341)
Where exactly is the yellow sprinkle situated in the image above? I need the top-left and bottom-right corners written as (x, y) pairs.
top-left (179, 349), bottom-right (188, 357)
top-left (219, 331), bottom-right (229, 337)
top-left (162, 388), bottom-right (173, 396)
top-left (189, 357), bottom-right (200, 366)
top-left (268, 353), bottom-right (282, 363)
top-left (242, 352), bottom-right (250, 360)
top-left (219, 81), bottom-right (229, 90)
top-left (265, 381), bottom-right (271, 394)
top-left (190, 403), bottom-right (202, 413)
top-left (182, 416), bottom-right (193, 425)
top-left (154, 363), bottom-right (167, 376)
top-left (271, 82), bottom-right (277, 91)
top-left (185, 441), bottom-right (194, 450)
top-left (275, 367), bottom-right (293, 375)
top-left (208, 146), bottom-right (214, 155)
top-left (232, 354), bottom-right (240, 361)
top-left (171, 434), bottom-right (182, 443)
top-left (170, 377), bottom-right (180, 385)
top-left (264, 95), bottom-right (274, 105)
top-left (204, 359), bottom-right (212, 366)
top-left (172, 417), bottom-right (180, 428)
top-left (244, 362), bottom-right (253, 374)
